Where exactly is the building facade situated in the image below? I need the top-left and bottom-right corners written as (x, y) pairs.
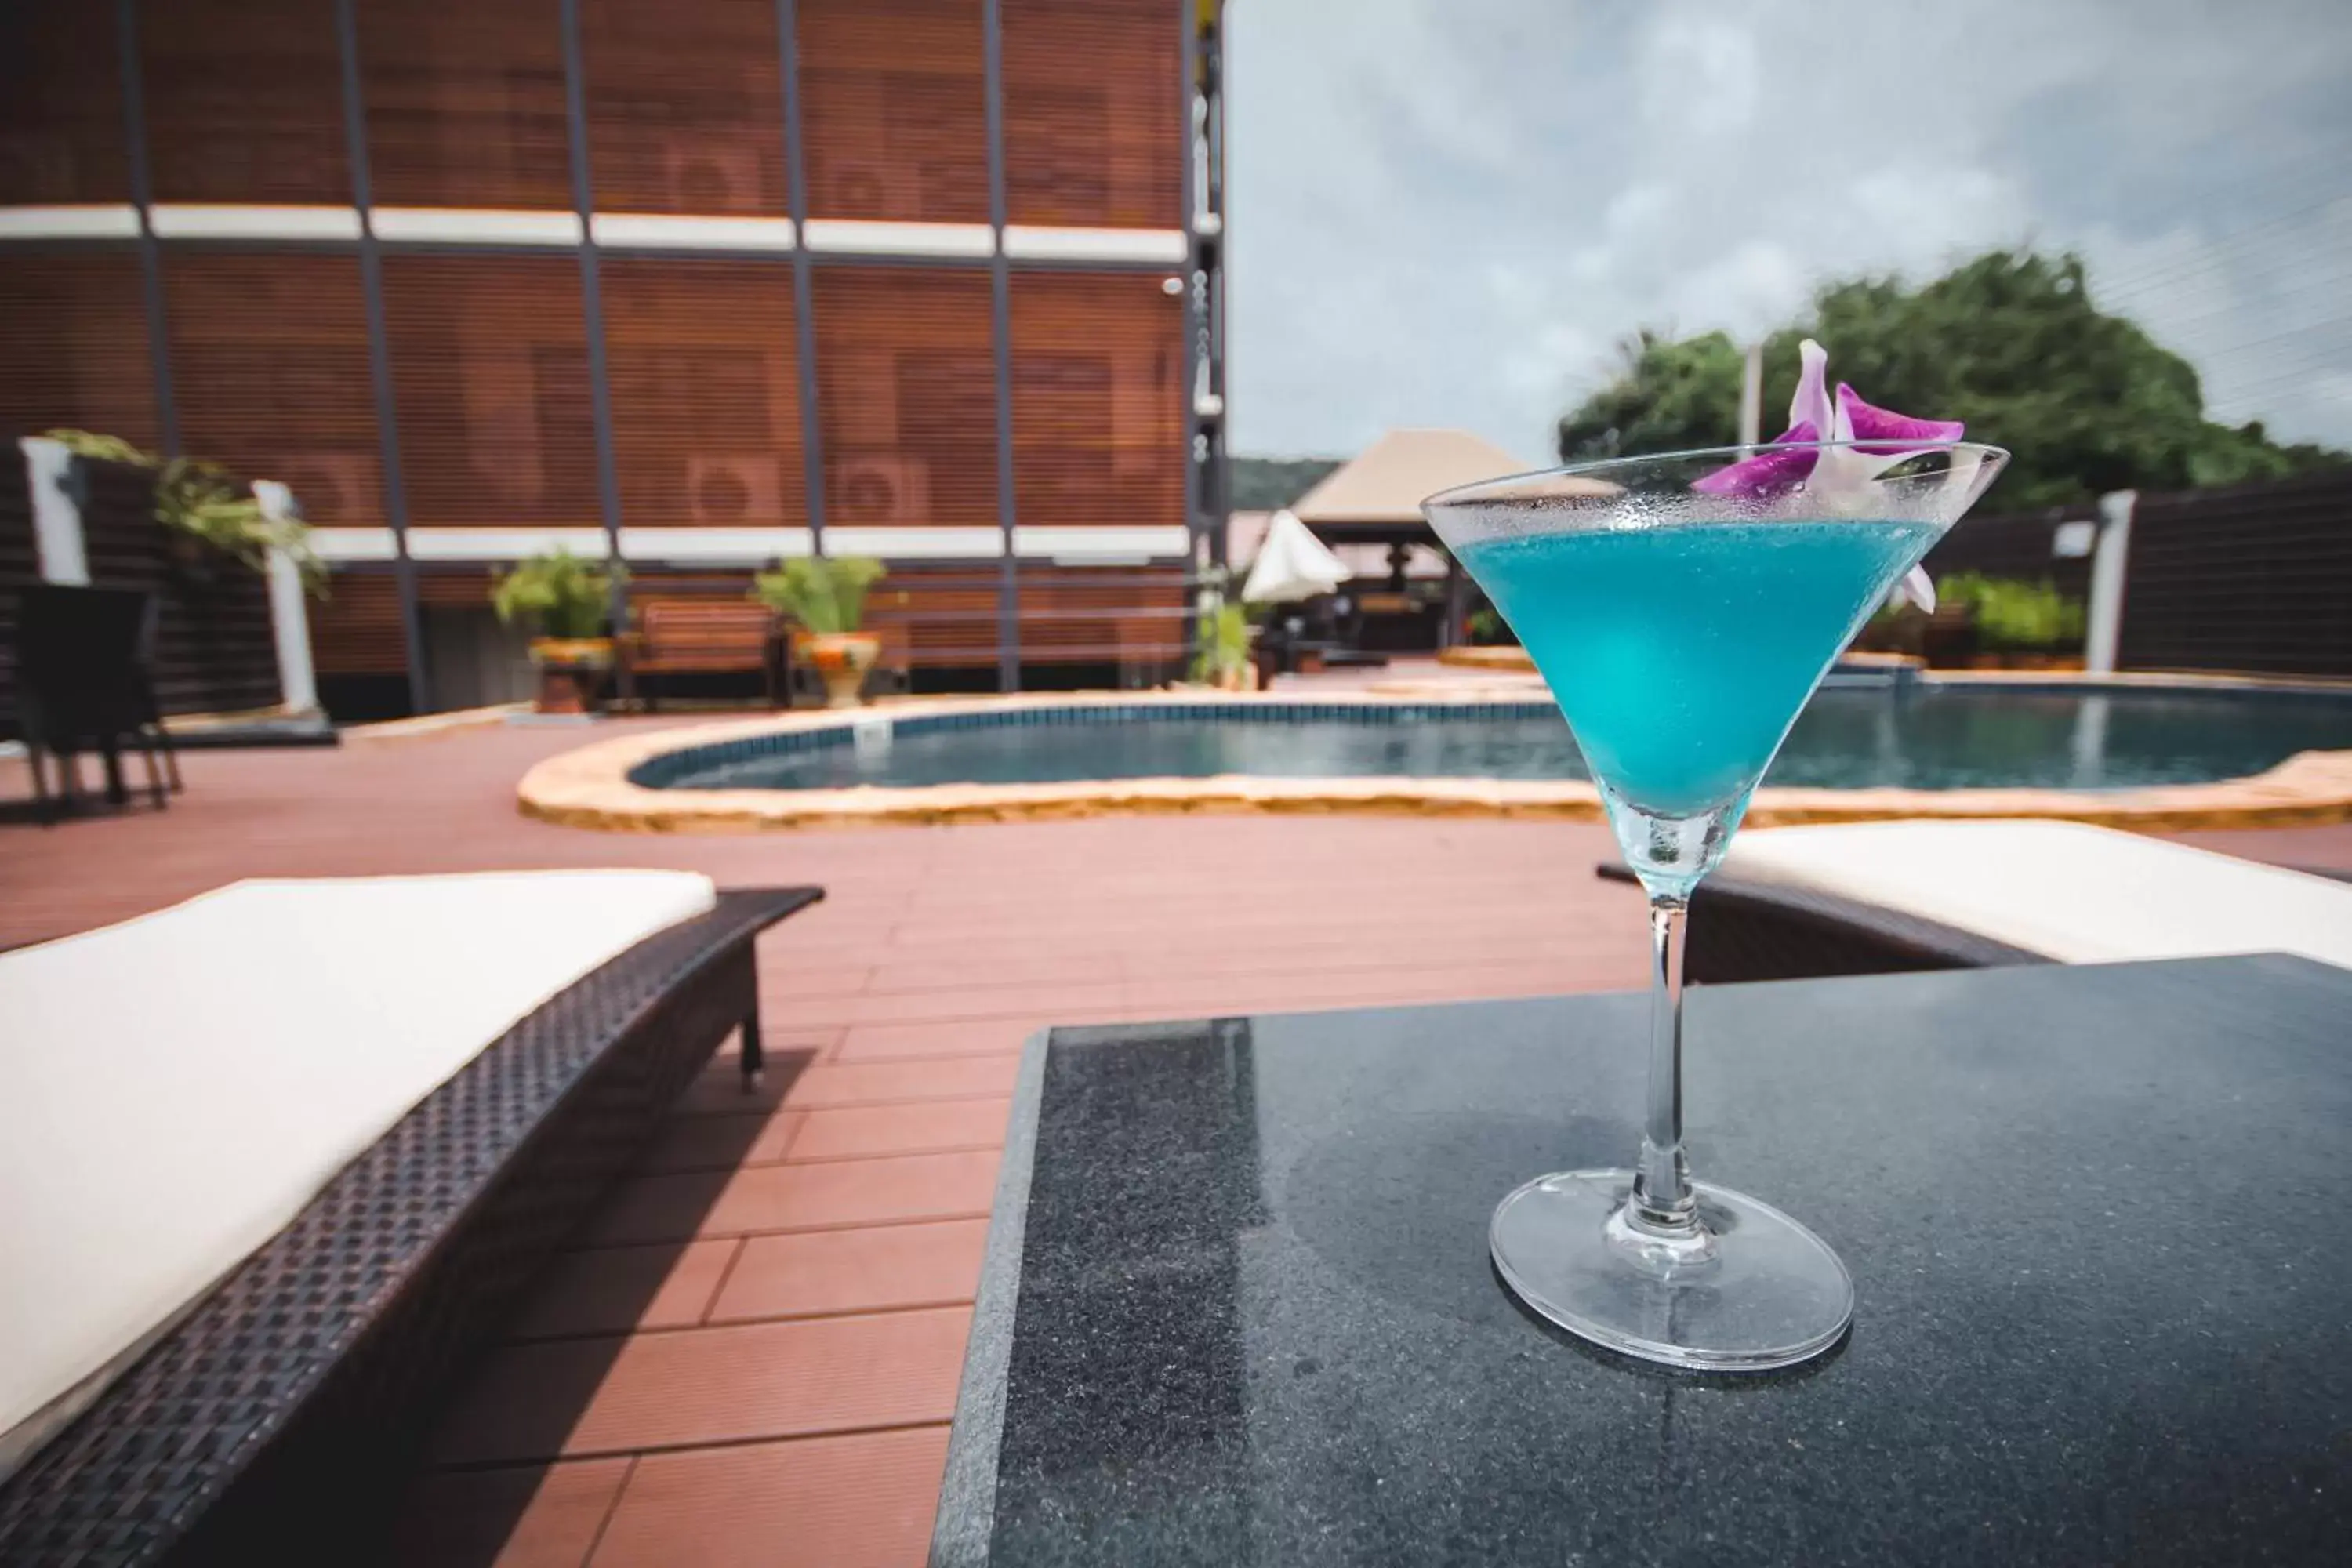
top-left (0, 0), bottom-right (1229, 714)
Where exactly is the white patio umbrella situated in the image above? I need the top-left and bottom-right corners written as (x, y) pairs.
top-left (1240, 509), bottom-right (1349, 604)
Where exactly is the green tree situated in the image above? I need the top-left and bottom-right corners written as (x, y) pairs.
top-left (1556, 328), bottom-right (1746, 462)
top-left (1556, 250), bottom-right (2347, 510)
top-left (1228, 456), bottom-right (1343, 511)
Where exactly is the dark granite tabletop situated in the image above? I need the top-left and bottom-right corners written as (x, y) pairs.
top-left (931, 954), bottom-right (2352, 1568)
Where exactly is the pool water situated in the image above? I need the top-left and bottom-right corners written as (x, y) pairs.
top-left (643, 689), bottom-right (2352, 794)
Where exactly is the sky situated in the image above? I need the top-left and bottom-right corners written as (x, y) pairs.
top-left (1224, 0), bottom-right (2352, 463)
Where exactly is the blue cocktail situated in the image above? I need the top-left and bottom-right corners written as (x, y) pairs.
top-left (1459, 519), bottom-right (1936, 887)
top-left (1428, 405), bottom-right (2007, 1370)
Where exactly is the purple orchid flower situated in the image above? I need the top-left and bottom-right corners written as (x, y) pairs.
top-left (1696, 339), bottom-right (1963, 610)
top-left (1840, 383), bottom-right (1965, 453)
top-left (1690, 421), bottom-right (1820, 496)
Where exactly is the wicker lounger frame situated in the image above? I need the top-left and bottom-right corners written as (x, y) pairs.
top-left (0, 886), bottom-right (822, 1566)
top-left (1595, 863), bottom-right (2046, 982)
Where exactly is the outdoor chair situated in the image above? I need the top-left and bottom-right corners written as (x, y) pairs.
top-left (10, 584), bottom-right (181, 821)
top-left (620, 597), bottom-right (782, 710)
top-left (0, 870), bottom-right (822, 1564)
top-left (1604, 820), bottom-right (2352, 983)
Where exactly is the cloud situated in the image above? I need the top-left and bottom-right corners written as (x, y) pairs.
top-left (1226, 0), bottom-right (2352, 458)
top-left (1638, 12), bottom-right (1761, 140)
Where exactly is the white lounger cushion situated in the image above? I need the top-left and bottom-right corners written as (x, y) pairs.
top-left (1720, 821), bottom-right (2352, 968)
top-left (0, 869), bottom-right (717, 1475)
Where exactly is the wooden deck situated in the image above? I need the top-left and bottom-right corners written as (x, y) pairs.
top-left (3, 723), bottom-right (2345, 1566)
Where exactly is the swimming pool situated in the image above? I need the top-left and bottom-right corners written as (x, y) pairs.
top-left (631, 686), bottom-right (2352, 796)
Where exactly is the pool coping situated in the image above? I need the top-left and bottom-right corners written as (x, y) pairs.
top-left (514, 687), bottom-right (2352, 834)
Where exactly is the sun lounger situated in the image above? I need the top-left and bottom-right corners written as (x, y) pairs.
top-left (1608, 821), bottom-right (2352, 983)
top-left (0, 871), bottom-right (821, 1563)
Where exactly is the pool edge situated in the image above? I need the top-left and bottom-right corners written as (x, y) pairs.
top-left (514, 689), bottom-right (2352, 836)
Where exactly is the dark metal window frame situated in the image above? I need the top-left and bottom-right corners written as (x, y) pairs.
top-left (778, 0), bottom-right (826, 554)
top-left (984, 0), bottom-right (1021, 691)
top-left (333, 0), bottom-right (430, 713)
top-left (560, 0), bottom-right (629, 644)
top-left (113, 0), bottom-right (176, 459)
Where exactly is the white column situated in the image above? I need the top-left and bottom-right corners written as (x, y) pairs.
top-left (1737, 341), bottom-right (1765, 451)
top-left (2085, 489), bottom-right (2136, 676)
top-left (252, 480), bottom-right (321, 714)
top-left (20, 437), bottom-right (89, 585)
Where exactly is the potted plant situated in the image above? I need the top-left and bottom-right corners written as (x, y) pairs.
top-left (43, 429), bottom-right (325, 593)
top-left (492, 549), bottom-right (626, 713)
top-left (1465, 601), bottom-right (1517, 648)
top-left (1191, 599), bottom-right (1254, 691)
top-left (753, 557), bottom-right (887, 708)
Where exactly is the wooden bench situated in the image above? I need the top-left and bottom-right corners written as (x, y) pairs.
top-left (622, 599), bottom-right (779, 709)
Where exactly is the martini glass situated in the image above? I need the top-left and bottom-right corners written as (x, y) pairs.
top-left (1425, 439), bottom-right (2008, 1370)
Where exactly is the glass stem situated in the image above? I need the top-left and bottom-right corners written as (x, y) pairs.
top-left (1630, 896), bottom-right (1698, 1232)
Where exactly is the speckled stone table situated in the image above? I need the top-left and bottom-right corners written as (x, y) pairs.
top-left (932, 954), bottom-right (2352, 1568)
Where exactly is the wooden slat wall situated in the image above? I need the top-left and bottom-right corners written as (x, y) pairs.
top-left (309, 569), bottom-right (408, 676)
top-left (602, 259), bottom-right (803, 529)
top-left (0, 454), bottom-right (36, 739)
top-left (616, 571), bottom-right (760, 613)
top-left (0, 254), bottom-right (159, 447)
top-left (0, 0), bottom-right (1201, 702)
top-left (417, 564), bottom-right (502, 608)
top-left (0, 1), bottom-right (130, 205)
top-left (812, 267), bottom-right (997, 528)
top-left (1010, 272), bottom-right (1181, 528)
top-left (864, 567), bottom-right (1001, 666)
top-left (1001, 0), bottom-right (1181, 228)
top-left (798, 0), bottom-right (988, 223)
top-left (164, 251), bottom-right (384, 527)
top-left (358, 0), bottom-right (572, 209)
top-left (581, 0), bottom-right (782, 215)
top-left (1017, 563), bottom-right (1187, 665)
top-left (77, 457), bottom-right (283, 715)
top-left (156, 568), bottom-right (284, 716)
top-left (2118, 470), bottom-right (2352, 679)
top-left (379, 254), bottom-right (598, 527)
top-left (72, 462), bottom-right (166, 593)
top-left (140, 0), bottom-right (350, 204)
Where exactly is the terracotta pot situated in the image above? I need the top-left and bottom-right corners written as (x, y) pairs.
top-left (797, 630), bottom-right (880, 709)
top-left (528, 636), bottom-right (615, 714)
top-left (531, 636), bottom-right (615, 668)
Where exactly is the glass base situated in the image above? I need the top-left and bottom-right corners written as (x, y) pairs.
top-left (1491, 1169), bottom-right (1853, 1371)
